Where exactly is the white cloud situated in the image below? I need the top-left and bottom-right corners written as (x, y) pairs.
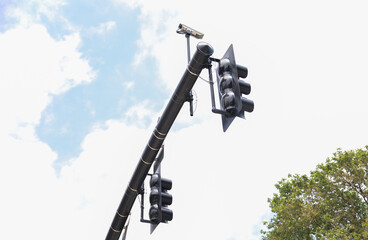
top-left (0, 15), bottom-right (95, 240)
top-left (4, 0), bottom-right (67, 27)
top-left (123, 80), bottom-right (134, 89)
top-left (58, 119), bottom-right (152, 239)
top-left (89, 21), bottom-right (117, 35)
top-left (123, 100), bottom-right (157, 127)
top-left (0, 24), bottom-right (94, 137)
top-left (31, 0), bottom-right (67, 21)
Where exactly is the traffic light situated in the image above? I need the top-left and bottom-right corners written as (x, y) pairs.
top-left (216, 44), bottom-right (254, 131)
top-left (149, 170), bottom-right (173, 233)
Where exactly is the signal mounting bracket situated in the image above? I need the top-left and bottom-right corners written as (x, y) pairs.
top-left (205, 57), bottom-right (232, 118)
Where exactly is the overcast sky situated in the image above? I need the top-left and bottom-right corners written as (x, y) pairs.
top-left (1, 0), bottom-right (368, 239)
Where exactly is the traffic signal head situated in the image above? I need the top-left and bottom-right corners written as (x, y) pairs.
top-left (216, 44), bottom-right (254, 131)
top-left (149, 172), bottom-right (173, 233)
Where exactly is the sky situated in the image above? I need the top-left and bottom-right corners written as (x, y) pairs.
top-left (1, 0), bottom-right (368, 239)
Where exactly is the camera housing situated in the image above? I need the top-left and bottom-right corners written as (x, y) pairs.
top-left (176, 23), bottom-right (204, 39)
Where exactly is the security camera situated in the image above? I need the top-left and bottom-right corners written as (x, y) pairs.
top-left (176, 23), bottom-right (204, 39)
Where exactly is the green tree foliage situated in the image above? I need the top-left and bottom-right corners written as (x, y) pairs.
top-left (262, 146), bottom-right (368, 239)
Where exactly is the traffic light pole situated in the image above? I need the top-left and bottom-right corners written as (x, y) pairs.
top-left (106, 42), bottom-right (214, 240)
top-left (186, 33), bottom-right (194, 116)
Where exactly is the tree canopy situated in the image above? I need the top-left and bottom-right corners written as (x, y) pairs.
top-left (262, 146), bottom-right (368, 239)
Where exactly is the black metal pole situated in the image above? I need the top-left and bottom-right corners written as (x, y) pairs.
top-left (186, 34), bottom-right (191, 63)
top-left (207, 61), bottom-right (217, 111)
top-left (106, 42), bottom-right (213, 240)
top-left (186, 34), bottom-right (194, 116)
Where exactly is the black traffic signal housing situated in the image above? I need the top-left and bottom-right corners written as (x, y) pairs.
top-left (149, 169), bottom-right (173, 233)
top-left (216, 44), bottom-right (254, 131)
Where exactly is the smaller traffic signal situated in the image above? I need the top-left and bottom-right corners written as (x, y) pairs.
top-left (216, 44), bottom-right (254, 131)
top-left (149, 169), bottom-right (173, 233)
